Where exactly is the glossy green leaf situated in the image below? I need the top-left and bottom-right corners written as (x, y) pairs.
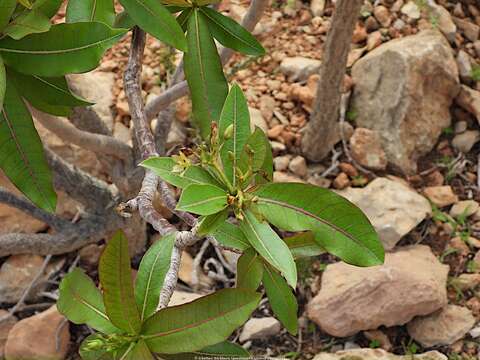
top-left (284, 232), bottom-right (324, 259)
top-left (177, 183), bottom-right (228, 215)
top-left (160, 341), bottom-right (249, 359)
top-left (211, 221), bottom-right (250, 251)
top-left (0, 22), bottom-right (126, 77)
top-left (236, 248), bottom-right (263, 290)
top-left (99, 231), bottom-right (141, 334)
top-left (263, 263), bottom-right (298, 335)
top-left (197, 209), bottom-right (228, 236)
top-left (142, 288), bottom-right (261, 354)
top-left (0, 56), bottom-right (5, 110)
top-left (253, 183), bottom-right (384, 266)
top-left (161, 0), bottom-right (190, 7)
top-left (254, 129), bottom-right (272, 184)
top-left (124, 340), bottom-right (154, 360)
top-left (239, 209), bottom-right (297, 288)
top-left (200, 7), bottom-right (264, 56)
top-left (218, 84), bottom-right (250, 188)
top-left (194, 0), bottom-right (220, 5)
top-left (119, 0), bottom-right (187, 51)
top-left (66, 0), bottom-right (115, 25)
top-left (33, 0), bottom-right (63, 18)
top-left (184, 8), bottom-right (228, 139)
top-left (141, 157), bottom-right (222, 189)
top-left (176, 8), bottom-right (192, 32)
top-left (58, 268), bottom-right (120, 334)
top-left (135, 233), bottom-right (175, 321)
top-left (0, 78), bottom-right (56, 212)
top-left (0, 0), bottom-right (17, 32)
top-left (239, 127), bottom-right (267, 181)
top-left (9, 69), bottom-right (92, 116)
top-left (3, 9), bottom-right (51, 39)
top-left (113, 11), bottom-right (135, 28)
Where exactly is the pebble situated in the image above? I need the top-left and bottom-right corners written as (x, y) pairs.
top-left (373, 6), bottom-right (392, 28)
top-left (288, 156), bottom-right (308, 177)
top-left (423, 186), bottom-right (458, 208)
top-left (239, 317), bottom-right (282, 343)
top-left (273, 155), bottom-right (291, 172)
top-left (450, 200), bottom-right (480, 218)
top-left (333, 173), bottom-right (350, 190)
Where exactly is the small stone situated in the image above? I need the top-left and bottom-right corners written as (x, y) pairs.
top-left (365, 16), bottom-right (379, 32)
top-left (313, 349), bottom-right (447, 360)
top-left (428, 3), bottom-right (456, 42)
top-left (279, 57), bottom-right (322, 82)
top-left (0, 311), bottom-right (17, 358)
top-left (373, 6), bottom-right (392, 28)
top-left (288, 156), bottom-right (308, 177)
top-left (352, 24), bottom-right (368, 44)
top-left (453, 17), bottom-right (480, 42)
top-left (423, 186), bottom-right (458, 208)
top-left (249, 107), bottom-right (268, 133)
top-left (273, 155), bottom-right (291, 172)
top-left (349, 128), bottom-right (387, 171)
top-left (308, 245), bottom-right (448, 337)
top-left (407, 305), bottom-right (475, 347)
top-left (4, 306), bottom-right (70, 360)
top-left (454, 121), bottom-right (468, 134)
top-left (452, 130), bottom-right (480, 153)
top-left (451, 273), bottom-right (480, 291)
top-left (273, 171), bottom-right (304, 183)
top-left (116, 100), bottom-right (130, 116)
top-left (308, 176), bottom-right (331, 188)
top-left (168, 291), bottom-right (203, 307)
top-left (449, 237), bottom-right (470, 257)
top-left (338, 162), bottom-right (358, 178)
top-left (363, 330), bottom-right (392, 351)
top-left (239, 317), bottom-right (282, 342)
top-left (113, 122), bottom-right (131, 145)
top-left (401, 2), bottom-right (421, 19)
top-left (455, 86), bottom-right (480, 124)
top-left (259, 96), bottom-right (276, 122)
top-left (270, 141), bottom-right (286, 152)
top-left (310, 0), bottom-right (325, 17)
top-left (469, 325), bottom-right (480, 338)
top-left (333, 173), bottom-right (350, 190)
top-left (367, 31), bottom-right (382, 51)
top-left (450, 200), bottom-right (479, 218)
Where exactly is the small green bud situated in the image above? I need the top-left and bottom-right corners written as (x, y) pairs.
top-left (223, 124), bottom-right (234, 140)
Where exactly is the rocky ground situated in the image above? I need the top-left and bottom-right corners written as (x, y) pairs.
top-left (3, 0), bottom-right (480, 359)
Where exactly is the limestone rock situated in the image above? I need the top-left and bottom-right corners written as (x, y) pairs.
top-left (349, 128), bottom-right (387, 171)
top-left (239, 317), bottom-right (282, 342)
top-left (456, 85), bottom-right (480, 123)
top-left (338, 178), bottom-right (431, 250)
top-left (307, 245), bottom-right (449, 337)
top-left (4, 306), bottom-right (70, 360)
top-left (452, 130), bottom-right (480, 153)
top-left (273, 155), bottom-right (291, 172)
top-left (314, 349), bottom-right (447, 360)
top-left (427, 3), bottom-right (456, 42)
top-left (288, 156), bottom-right (308, 178)
top-left (407, 305), bottom-right (475, 347)
top-left (401, 2), bottom-right (421, 19)
top-left (249, 107), bottom-right (268, 133)
top-left (310, 0), bottom-right (325, 16)
top-left (423, 186), bottom-right (458, 208)
top-left (279, 57), bottom-right (322, 82)
top-left (450, 200), bottom-right (479, 218)
top-left (0, 255), bottom-right (60, 303)
top-left (351, 30), bottom-right (459, 174)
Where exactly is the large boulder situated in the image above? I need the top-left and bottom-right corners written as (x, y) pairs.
top-left (314, 349), bottom-right (447, 360)
top-left (338, 178), bottom-right (431, 250)
top-left (351, 30), bottom-right (459, 174)
top-left (307, 245), bottom-right (449, 337)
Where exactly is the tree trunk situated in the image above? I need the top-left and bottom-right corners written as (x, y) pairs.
top-left (301, 0), bottom-right (363, 161)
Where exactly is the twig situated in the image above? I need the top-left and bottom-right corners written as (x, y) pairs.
top-left (0, 255), bottom-right (52, 324)
top-left (320, 148), bottom-right (342, 178)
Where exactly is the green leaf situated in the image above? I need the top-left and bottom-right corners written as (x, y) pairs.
top-left (218, 84), bottom-right (250, 188)
top-left (184, 8), bottom-right (228, 139)
top-left (99, 231), bottom-right (142, 335)
top-left (263, 263), bottom-right (298, 335)
top-left (0, 22), bottom-right (126, 77)
top-left (124, 340), bottom-right (154, 360)
top-left (197, 209), bottom-right (228, 236)
top-left (66, 0), bottom-right (115, 25)
top-left (0, 0), bottom-right (17, 32)
top-left (0, 77), bottom-right (56, 212)
top-left (57, 268), bottom-right (121, 334)
top-left (176, 8), bottom-right (192, 32)
top-left (113, 11), bottom-right (135, 28)
top-left (161, 0), bottom-right (191, 7)
top-left (253, 183), bottom-right (384, 267)
top-left (177, 183), bottom-right (228, 215)
top-left (142, 288), bottom-right (261, 354)
top-left (0, 56), bottom-right (5, 109)
top-left (195, 0), bottom-right (220, 6)
top-left (211, 221), bottom-right (250, 251)
top-left (8, 68), bottom-right (92, 116)
top-left (141, 157), bottom-right (222, 189)
top-left (135, 233), bottom-right (175, 322)
top-left (239, 209), bottom-right (297, 288)
top-left (284, 232), bottom-right (324, 259)
top-left (238, 127), bottom-right (267, 182)
top-left (3, 9), bottom-right (51, 40)
top-left (254, 129), bottom-right (273, 184)
top-left (79, 334), bottom-right (115, 360)
top-left (32, 0), bottom-right (63, 18)
top-left (200, 7), bottom-right (265, 56)
top-left (160, 341), bottom-right (249, 359)
top-left (236, 248), bottom-right (263, 290)
top-left (119, 0), bottom-right (187, 51)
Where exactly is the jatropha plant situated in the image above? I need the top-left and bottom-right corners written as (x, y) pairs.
top-left (0, 0), bottom-right (385, 358)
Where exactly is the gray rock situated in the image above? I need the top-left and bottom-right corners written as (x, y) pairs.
top-left (314, 349), bottom-right (447, 360)
top-left (351, 30), bottom-right (459, 174)
top-left (407, 305), bottom-right (475, 347)
top-left (239, 317), bottom-right (282, 342)
top-left (279, 57), bottom-right (322, 82)
top-left (307, 245), bottom-right (449, 337)
top-left (338, 178), bottom-right (431, 250)
top-left (452, 130), bottom-right (480, 153)
top-left (427, 3), bottom-right (456, 42)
